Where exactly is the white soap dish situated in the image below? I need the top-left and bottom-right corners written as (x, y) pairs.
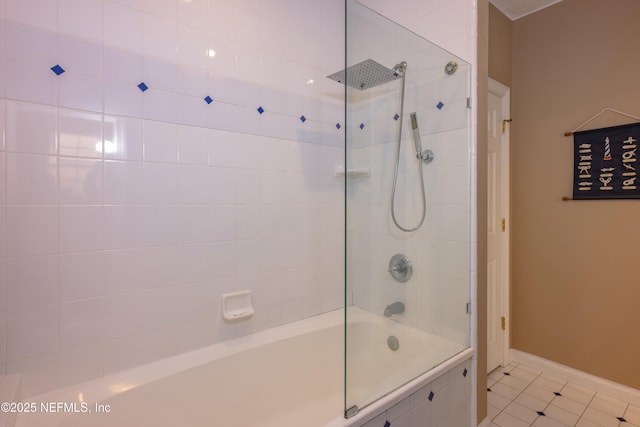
top-left (221, 291), bottom-right (254, 322)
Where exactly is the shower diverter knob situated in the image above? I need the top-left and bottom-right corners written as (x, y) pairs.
top-left (388, 254), bottom-right (412, 283)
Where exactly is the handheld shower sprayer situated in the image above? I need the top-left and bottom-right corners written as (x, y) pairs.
top-left (409, 112), bottom-right (434, 163)
top-left (410, 113), bottom-right (422, 159)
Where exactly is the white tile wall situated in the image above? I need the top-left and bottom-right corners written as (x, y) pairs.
top-left (104, 2), bottom-right (143, 51)
top-left (0, 0), bottom-right (351, 397)
top-left (59, 0), bottom-right (103, 42)
top-left (0, 0), bottom-right (476, 416)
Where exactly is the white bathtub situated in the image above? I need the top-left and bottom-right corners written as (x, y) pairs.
top-left (14, 308), bottom-right (472, 427)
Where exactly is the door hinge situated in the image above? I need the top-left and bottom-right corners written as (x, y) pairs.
top-left (501, 218), bottom-right (506, 232)
top-left (501, 316), bottom-right (506, 331)
top-left (502, 118), bottom-right (512, 134)
top-left (466, 302), bottom-right (472, 314)
top-left (467, 97), bottom-right (472, 109)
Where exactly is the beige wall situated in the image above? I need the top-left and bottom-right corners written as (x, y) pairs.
top-left (488, 4), bottom-right (512, 88)
top-left (512, 0), bottom-right (640, 389)
top-left (477, 0), bottom-right (489, 421)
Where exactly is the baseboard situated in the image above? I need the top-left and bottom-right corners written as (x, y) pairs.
top-left (477, 417), bottom-right (492, 427)
top-left (511, 349), bottom-right (640, 407)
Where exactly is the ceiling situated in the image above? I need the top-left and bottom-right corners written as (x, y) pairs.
top-left (489, 0), bottom-right (563, 20)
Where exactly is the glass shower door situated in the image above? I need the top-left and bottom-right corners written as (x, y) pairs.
top-left (341, 0), bottom-right (472, 415)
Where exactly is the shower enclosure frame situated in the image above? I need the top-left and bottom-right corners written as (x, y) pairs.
top-left (341, 0), bottom-right (473, 417)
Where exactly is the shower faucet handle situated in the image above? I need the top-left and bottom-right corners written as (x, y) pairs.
top-left (388, 254), bottom-right (412, 282)
top-left (388, 264), bottom-right (407, 274)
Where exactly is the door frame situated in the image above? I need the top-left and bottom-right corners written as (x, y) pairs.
top-left (488, 78), bottom-right (511, 367)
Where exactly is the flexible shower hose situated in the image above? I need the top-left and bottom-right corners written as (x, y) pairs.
top-left (390, 63), bottom-right (427, 232)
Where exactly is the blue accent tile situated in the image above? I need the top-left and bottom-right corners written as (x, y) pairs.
top-left (554, 392), bottom-right (562, 396)
top-left (359, 123), bottom-right (364, 130)
top-left (336, 123), bottom-right (341, 130)
top-left (204, 96), bottom-right (213, 104)
top-left (50, 64), bottom-right (65, 76)
top-left (537, 411), bottom-right (545, 416)
top-left (618, 417), bottom-right (627, 422)
top-left (384, 422), bottom-right (391, 427)
top-left (428, 391), bottom-right (434, 402)
top-left (437, 101), bottom-right (444, 110)
top-left (463, 368), bottom-right (468, 377)
top-left (393, 113), bottom-right (400, 121)
top-left (300, 115), bottom-right (306, 123)
top-left (487, 388), bottom-right (492, 392)
top-left (257, 106), bottom-right (264, 114)
top-left (137, 82), bottom-right (149, 92)
top-left (503, 372), bottom-right (511, 376)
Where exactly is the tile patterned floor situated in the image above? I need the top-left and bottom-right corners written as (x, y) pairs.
top-left (487, 362), bottom-right (640, 427)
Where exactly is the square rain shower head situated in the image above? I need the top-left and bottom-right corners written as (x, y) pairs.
top-left (326, 59), bottom-right (400, 91)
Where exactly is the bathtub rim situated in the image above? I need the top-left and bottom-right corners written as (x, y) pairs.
top-left (16, 307), bottom-right (473, 427)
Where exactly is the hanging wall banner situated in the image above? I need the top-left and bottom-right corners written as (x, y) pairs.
top-left (573, 122), bottom-right (640, 199)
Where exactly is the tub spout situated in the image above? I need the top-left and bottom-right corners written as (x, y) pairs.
top-left (384, 302), bottom-right (405, 317)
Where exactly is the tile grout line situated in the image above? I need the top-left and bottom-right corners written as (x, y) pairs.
top-left (490, 364), bottom-right (640, 427)
top-left (533, 370), bottom-right (564, 427)
top-left (491, 364), bottom-right (545, 426)
top-left (574, 390), bottom-right (598, 426)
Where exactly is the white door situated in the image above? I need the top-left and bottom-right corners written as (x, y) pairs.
top-left (487, 80), bottom-right (509, 373)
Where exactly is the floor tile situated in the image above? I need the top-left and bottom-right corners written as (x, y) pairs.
top-left (488, 391), bottom-right (512, 411)
top-left (488, 404), bottom-right (501, 420)
top-left (525, 384), bottom-right (556, 404)
top-left (494, 411), bottom-right (531, 427)
top-left (515, 392), bottom-right (549, 413)
top-left (581, 406), bottom-right (622, 427)
top-left (533, 376), bottom-right (566, 393)
top-left (560, 384), bottom-right (596, 406)
top-left (575, 418), bottom-right (603, 427)
top-left (509, 366), bottom-right (540, 383)
top-left (504, 401), bottom-right (539, 424)
top-left (625, 406), bottom-right (640, 425)
top-left (492, 382), bottom-right (522, 400)
top-left (502, 375), bottom-right (532, 392)
top-left (551, 395), bottom-right (587, 416)
top-left (516, 364), bottom-right (542, 376)
top-left (532, 416), bottom-right (569, 427)
top-left (540, 373), bottom-right (567, 386)
top-left (545, 403), bottom-right (580, 426)
top-left (489, 369), bottom-right (506, 382)
top-left (589, 393), bottom-right (627, 416)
